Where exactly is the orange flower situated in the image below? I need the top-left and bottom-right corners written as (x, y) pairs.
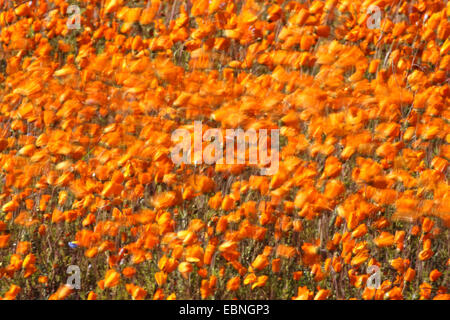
top-left (104, 269), bottom-right (121, 288)
top-left (272, 258), bottom-right (281, 273)
top-left (16, 241), bottom-right (31, 255)
top-left (301, 243), bottom-right (319, 266)
top-left (243, 273), bottom-right (257, 285)
top-left (85, 247), bottom-right (98, 258)
top-left (419, 249), bottom-right (434, 261)
top-left (221, 195), bottom-right (236, 211)
top-left (38, 276), bottom-right (49, 284)
top-left (324, 179), bottom-right (345, 199)
top-left (208, 192), bottom-right (223, 210)
top-left (200, 279), bottom-right (214, 299)
top-left (251, 254), bottom-right (269, 271)
top-left (226, 276), bottom-right (241, 291)
top-left (122, 267), bottom-right (136, 279)
top-left (422, 217), bottom-right (434, 233)
top-left (153, 288), bottom-right (165, 300)
top-left (314, 289), bottom-right (330, 300)
top-left (0, 0), bottom-right (447, 302)
top-left (433, 294), bottom-right (450, 300)
top-left (404, 268), bottom-right (416, 282)
top-left (351, 224), bottom-right (367, 239)
top-left (3, 284), bottom-right (21, 300)
top-left (293, 271), bottom-right (303, 281)
top-left (362, 287), bottom-right (376, 300)
top-left (188, 175), bottom-right (215, 193)
top-left (251, 276), bottom-right (268, 290)
top-left (216, 216), bottom-right (228, 234)
top-left (152, 191), bottom-right (180, 209)
top-left (386, 287), bottom-right (403, 300)
top-left (276, 244), bottom-right (297, 258)
top-left (293, 286), bottom-right (312, 300)
top-left (125, 283), bottom-right (147, 300)
top-left (374, 232), bottom-right (395, 248)
top-left (22, 253), bottom-right (36, 269)
top-left (0, 234), bottom-right (10, 248)
top-left (87, 291), bottom-right (97, 300)
top-left (429, 269), bottom-right (442, 282)
top-left (420, 283), bottom-right (432, 299)
top-left (178, 262), bottom-right (194, 278)
top-left (49, 285), bottom-right (73, 300)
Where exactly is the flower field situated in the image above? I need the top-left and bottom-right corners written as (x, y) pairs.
top-left (0, 0), bottom-right (449, 300)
